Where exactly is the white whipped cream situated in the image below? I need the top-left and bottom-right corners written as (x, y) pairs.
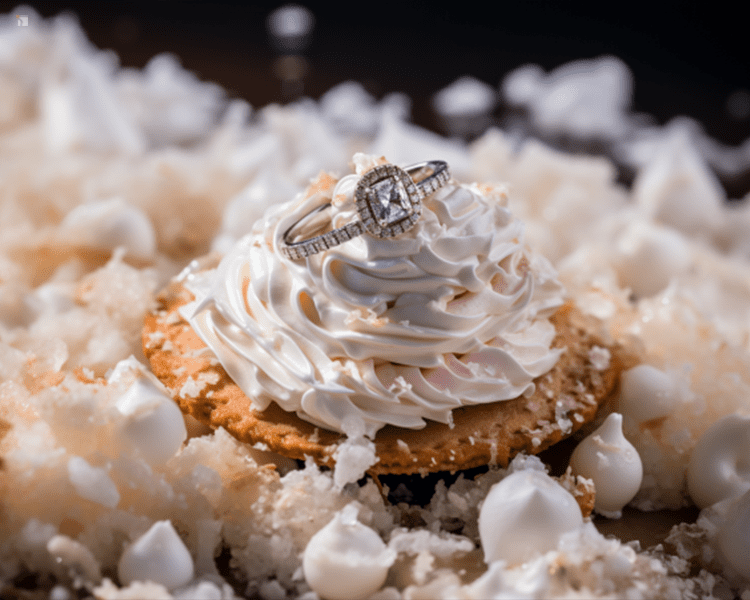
top-left (183, 155), bottom-right (565, 436)
top-left (569, 413), bottom-right (643, 518)
top-left (687, 414), bottom-right (750, 509)
top-left (478, 469), bottom-right (584, 565)
top-left (302, 504), bottom-right (396, 600)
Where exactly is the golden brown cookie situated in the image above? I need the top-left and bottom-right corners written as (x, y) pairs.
top-left (143, 257), bottom-right (631, 476)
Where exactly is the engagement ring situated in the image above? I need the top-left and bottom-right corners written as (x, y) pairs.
top-left (281, 160), bottom-right (450, 260)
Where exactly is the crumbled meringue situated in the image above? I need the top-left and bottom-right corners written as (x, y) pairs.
top-left (614, 221), bottom-right (692, 298)
top-left (47, 534), bottom-right (102, 584)
top-left (569, 413), bottom-right (643, 517)
top-left (716, 489), bottom-right (750, 578)
top-left (633, 125), bottom-right (725, 237)
top-left (687, 414), bottom-right (750, 509)
top-left (501, 56), bottom-right (634, 140)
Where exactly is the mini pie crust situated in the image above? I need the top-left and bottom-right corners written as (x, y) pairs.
top-left (143, 255), bottom-right (632, 476)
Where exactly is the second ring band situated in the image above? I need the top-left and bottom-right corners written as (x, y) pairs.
top-left (281, 160), bottom-right (450, 260)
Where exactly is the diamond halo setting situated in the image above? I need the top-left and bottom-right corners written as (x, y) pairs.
top-left (355, 164), bottom-right (422, 238)
top-left (281, 160), bottom-right (449, 260)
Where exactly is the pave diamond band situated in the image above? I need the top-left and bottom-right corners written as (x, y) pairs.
top-left (281, 160), bottom-right (450, 260)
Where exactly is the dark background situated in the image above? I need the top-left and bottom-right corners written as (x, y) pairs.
top-left (3, 0), bottom-right (749, 144)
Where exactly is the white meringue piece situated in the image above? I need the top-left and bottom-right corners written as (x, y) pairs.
top-left (303, 504), bottom-right (396, 600)
top-left (615, 222), bottom-right (691, 298)
top-left (47, 534), bottom-right (102, 583)
top-left (433, 75), bottom-right (497, 118)
top-left (569, 413), bottom-right (643, 517)
top-left (687, 414), bottom-right (750, 509)
top-left (619, 364), bottom-right (679, 423)
top-left (118, 520), bottom-right (194, 590)
top-left (478, 469), bottom-right (583, 565)
top-left (60, 198), bottom-right (156, 260)
top-left (717, 489), bottom-right (750, 577)
top-left (116, 376), bottom-right (187, 465)
top-left (501, 56), bottom-right (633, 140)
top-left (67, 456), bottom-right (120, 508)
top-left (633, 124), bottom-right (724, 237)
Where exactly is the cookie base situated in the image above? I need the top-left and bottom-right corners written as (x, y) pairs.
top-left (143, 269), bottom-right (630, 476)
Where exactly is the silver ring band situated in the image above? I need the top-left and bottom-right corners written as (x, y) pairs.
top-left (281, 160), bottom-right (450, 260)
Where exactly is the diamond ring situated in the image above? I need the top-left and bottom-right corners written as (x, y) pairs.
top-left (280, 160), bottom-right (450, 260)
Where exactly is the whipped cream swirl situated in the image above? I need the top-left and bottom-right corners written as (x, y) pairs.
top-left (183, 156), bottom-right (565, 437)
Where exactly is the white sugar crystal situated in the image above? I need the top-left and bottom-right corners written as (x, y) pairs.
top-left (388, 529), bottom-right (473, 558)
top-left (118, 520), bottom-right (195, 590)
top-left (332, 436), bottom-right (378, 489)
top-left (67, 456), bottom-right (120, 508)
